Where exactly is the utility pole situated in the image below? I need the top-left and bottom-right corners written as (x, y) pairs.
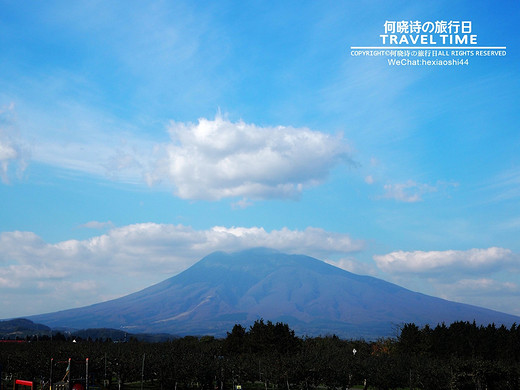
top-left (141, 353), bottom-right (146, 390)
top-left (68, 358), bottom-right (71, 390)
top-left (50, 358), bottom-right (53, 390)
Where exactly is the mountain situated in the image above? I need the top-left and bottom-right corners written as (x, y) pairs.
top-left (26, 248), bottom-right (520, 339)
top-left (0, 318), bottom-right (51, 339)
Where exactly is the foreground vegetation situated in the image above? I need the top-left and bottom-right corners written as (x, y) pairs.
top-left (1, 320), bottom-right (520, 390)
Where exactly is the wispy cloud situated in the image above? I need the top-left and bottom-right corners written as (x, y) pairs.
top-left (379, 180), bottom-right (458, 203)
top-left (440, 278), bottom-right (520, 297)
top-left (482, 167), bottom-right (520, 203)
top-left (79, 221), bottom-right (114, 230)
top-left (381, 180), bottom-right (437, 202)
top-left (0, 103), bottom-right (27, 183)
top-left (6, 102), bottom-right (354, 202)
top-left (372, 247), bottom-right (520, 315)
top-left (434, 278), bottom-right (520, 316)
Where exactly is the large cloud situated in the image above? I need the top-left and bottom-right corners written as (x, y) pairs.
top-left (0, 224), bottom-right (363, 316)
top-left (373, 247), bottom-right (516, 276)
top-left (0, 224), bottom-right (364, 277)
top-left (160, 115), bottom-right (353, 200)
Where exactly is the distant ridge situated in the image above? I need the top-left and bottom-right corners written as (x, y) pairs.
top-left (0, 318), bottom-right (171, 342)
top-left (0, 318), bottom-right (51, 339)
top-left (25, 248), bottom-right (520, 339)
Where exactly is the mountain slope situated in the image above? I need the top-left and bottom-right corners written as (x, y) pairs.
top-left (27, 248), bottom-right (520, 339)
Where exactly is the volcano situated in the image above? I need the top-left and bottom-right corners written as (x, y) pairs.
top-left (27, 248), bottom-right (520, 339)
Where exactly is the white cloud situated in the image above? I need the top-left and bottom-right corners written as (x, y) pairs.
top-left (0, 103), bottom-right (26, 183)
top-left (232, 198), bottom-right (254, 209)
top-left (0, 224), bottom-right (364, 278)
top-left (208, 226), bottom-right (364, 256)
top-left (379, 180), bottom-right (459, 203)
top-left (373, 247), bottom-right (517, 276)
top-left (364, 175), bottom-right (374, 185)
top-left (161, 115), bottom-right (353, 200)
top-left (381, 180), bottom-right (436, 202)
top-left (0, 224), bottom-right (363, 316)
top-left (80, 221), bottom-right (114, 230)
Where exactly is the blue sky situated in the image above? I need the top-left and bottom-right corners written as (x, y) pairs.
top-left (1, 1), bottom-right (519, 319)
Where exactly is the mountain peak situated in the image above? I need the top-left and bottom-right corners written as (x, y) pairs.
top-left (27, 249), bottom-right (520, 339)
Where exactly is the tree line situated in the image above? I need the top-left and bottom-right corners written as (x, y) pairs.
top-left (1, 320), bottom-right (519, 390)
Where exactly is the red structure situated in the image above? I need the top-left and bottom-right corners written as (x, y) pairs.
top-left (13, 379), bottom-right (33, 390)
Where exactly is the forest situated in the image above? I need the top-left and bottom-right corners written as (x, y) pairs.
top-left (1, 320), bottom-right (520, 390)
